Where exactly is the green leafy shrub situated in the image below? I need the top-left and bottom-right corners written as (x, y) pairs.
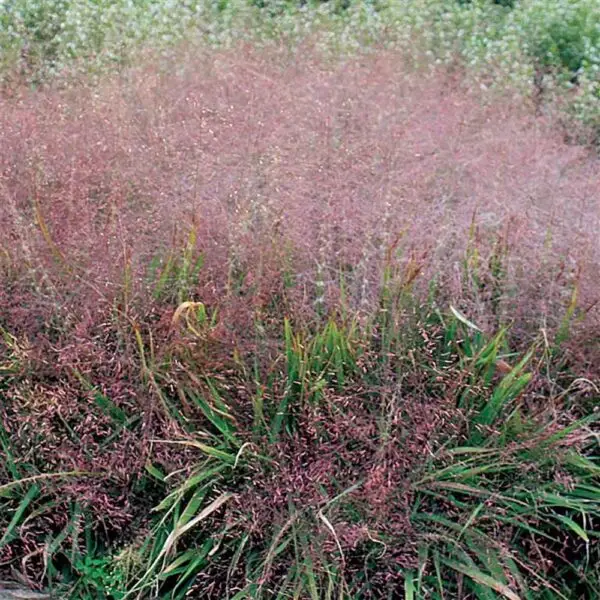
top-left (526, 0), bottom-right (600, 75)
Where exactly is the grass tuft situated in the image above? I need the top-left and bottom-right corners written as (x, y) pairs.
top-left (1, 36), bottom-right (599, 600)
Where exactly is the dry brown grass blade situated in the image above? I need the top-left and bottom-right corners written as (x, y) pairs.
top-left (32, 196), bottom-right (69, 271)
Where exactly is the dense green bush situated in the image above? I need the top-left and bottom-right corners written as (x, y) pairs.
top-left (1, 0), bottom-right (250, 78)
top-left (390, 0), bottom-right (600, 133)
top-left (518, 0), bottom-right (600, 78)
